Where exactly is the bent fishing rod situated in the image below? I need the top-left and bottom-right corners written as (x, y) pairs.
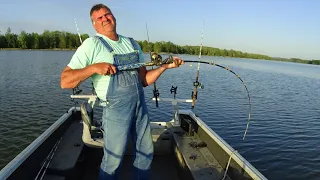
top-left (116, 53), bottom-right (252, 140)
top-left (72, 19), bottom-right (251, 140)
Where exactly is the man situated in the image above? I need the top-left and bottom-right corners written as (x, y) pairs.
top-left (60, 3), bottom-right (184, 180)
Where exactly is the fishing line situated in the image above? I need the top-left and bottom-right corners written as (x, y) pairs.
top-left (183, 60), bottom-right (252, 140)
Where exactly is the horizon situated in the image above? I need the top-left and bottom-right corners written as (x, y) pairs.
top-left (1, 0), bottom-right (319, 60)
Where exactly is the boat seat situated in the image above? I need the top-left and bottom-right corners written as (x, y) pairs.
top-left (80, 102), bottom-right (104, 148)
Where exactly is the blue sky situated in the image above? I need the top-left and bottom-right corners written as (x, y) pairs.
top-left (1, 0), bottom-right (319, 60)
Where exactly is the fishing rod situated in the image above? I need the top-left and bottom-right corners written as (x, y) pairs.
top-left (146, 23), bottom-right (159, 107)
top-left (116, 53), bottom-right (252, 140)
top-left (72, 18), bottom-right (95, 97)
top-left (191, 20), bottom-right (205, 109)
top-left (74, 18), bottom-right (83, 44)
top-left (71, 18), bottom-right (84, 96)
top-left (71, 19), bottom-right (251, 140)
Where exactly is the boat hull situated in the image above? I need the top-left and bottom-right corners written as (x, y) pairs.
top-left (0, 107), bottom-right (267, 180)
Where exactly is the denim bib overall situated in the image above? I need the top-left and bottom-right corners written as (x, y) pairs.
top-left (97, 37), bottom-right (154, 180)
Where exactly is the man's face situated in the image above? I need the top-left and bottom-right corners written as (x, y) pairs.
top-left (91, 8), bottom-right (116, 34)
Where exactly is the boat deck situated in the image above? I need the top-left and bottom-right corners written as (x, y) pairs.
top-left (77, 127), bottom-right (182, 180)
top-left (40, 117), bottom-right (230, 180)
top-left (78, 152), bottom-right (181, 180)
top-left (0, 108), bottom-right (266, 180)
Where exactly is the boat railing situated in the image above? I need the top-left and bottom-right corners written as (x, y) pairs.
top-left (71, 92), bottom-right (193, 127)
top-left (70, 94), bottom-right (97, 109)
top-left (152, 97), bottom-right (193, 126)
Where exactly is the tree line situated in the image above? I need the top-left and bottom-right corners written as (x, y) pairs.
top-left (1, 28), bottom-right (319, 65)
top-left (135, 40), bottom-right (320, 65)
top-left (0, 28), bottom-right (88, 49)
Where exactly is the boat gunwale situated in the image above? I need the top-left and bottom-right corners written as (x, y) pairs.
top-left (0, 107), bottom-right (78, 179)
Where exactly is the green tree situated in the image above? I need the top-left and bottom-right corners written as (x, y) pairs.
top-left (18, 30), bottom-right (28, 49)
top-left (142, 40), bottom-right (149, 52)
top-left (5, 28), bottom-right (18, 48)
top-left (153, 42), bottom-right (162, 53)
top-left (0, 32), bottom-right (7, 48)
top-left (31, 33), bottom-right (40, 49)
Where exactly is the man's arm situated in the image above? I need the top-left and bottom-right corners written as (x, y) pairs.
top-left (138, 66), bottom-right (166, 87)
top-left (138, 56), bottom-right (184, 87)
top-left (61, 37), bottom-right (96, 89)
top-left (60, 63), bottom-right (117, 89)
top-left (60, 66), bottom-right (96, 89)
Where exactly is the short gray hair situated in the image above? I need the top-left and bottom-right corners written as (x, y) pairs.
top-left (90, 4), bottom-right (111, 22)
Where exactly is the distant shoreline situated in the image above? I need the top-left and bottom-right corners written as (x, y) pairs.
top-left (1, 28), bottom-right (318, 65)
top-left (1, 48), bottom-right (319, 66)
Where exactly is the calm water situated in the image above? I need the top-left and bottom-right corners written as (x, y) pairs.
top-left (0, 50), bottom-right (319, 179)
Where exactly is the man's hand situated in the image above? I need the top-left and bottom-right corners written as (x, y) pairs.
top-left (93, 62), bottom-right (117, 76)
top-left (161, 56), bottom-right (184, 69)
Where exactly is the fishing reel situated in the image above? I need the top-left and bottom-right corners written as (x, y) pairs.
top-left (73, 86), bottom-right (83, 95)
top-left (193, 81), bottom-right (204, 89)
top-left (191, 81), bottom-right (204, 100)
top-left (150, 53), bottom-right (174, 66)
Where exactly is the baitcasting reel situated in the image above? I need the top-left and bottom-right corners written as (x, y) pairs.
top-left (150, 53), bottom-right (174, 66)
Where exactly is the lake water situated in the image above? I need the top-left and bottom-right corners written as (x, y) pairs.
top-left (0, 50), bottom-right (319, 179)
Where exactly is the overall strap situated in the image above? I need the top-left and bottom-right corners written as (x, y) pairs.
top-left (96, 36), bottom-right (114, 53)
top-left (128, 37), bottom-right (139, 51)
